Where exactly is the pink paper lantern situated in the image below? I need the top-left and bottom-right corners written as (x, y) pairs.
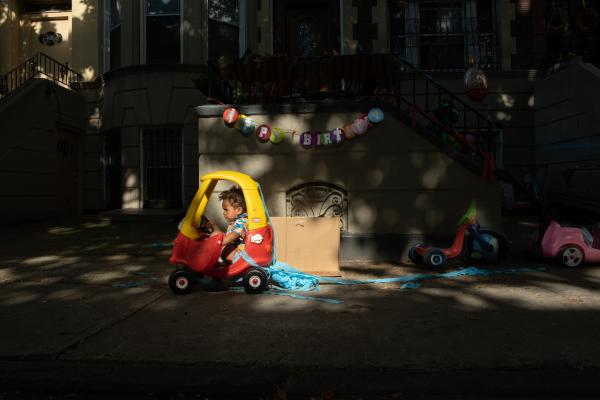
top-left (351, 117), bottom-right (369, 135)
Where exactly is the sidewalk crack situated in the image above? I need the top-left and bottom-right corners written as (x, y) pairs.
top-left (53, 292), bottom-right (167, 360)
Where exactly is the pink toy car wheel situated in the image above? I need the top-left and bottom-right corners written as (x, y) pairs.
top-left (560, 246), bottom-right (584, 268)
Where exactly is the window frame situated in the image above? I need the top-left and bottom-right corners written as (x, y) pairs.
top-left (207, 0), bottom-right (246, 60)
top-left (140, 0), bottom-right (184, 64)
top-left (388, 0), bottom-right (499, 71)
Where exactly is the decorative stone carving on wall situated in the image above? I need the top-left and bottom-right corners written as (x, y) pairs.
top-left (286, 182), bottom-right (348, 231)
top-left (39, 31), bottom-right (63, 46)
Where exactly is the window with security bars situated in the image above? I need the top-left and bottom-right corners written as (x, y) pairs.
top-left (389, 0), bottom-right (498, 70)
top-left (142, 128), bottom-right (182, 209)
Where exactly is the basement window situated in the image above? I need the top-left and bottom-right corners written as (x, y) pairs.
top-left (23, 2), bottom-right (72, 13)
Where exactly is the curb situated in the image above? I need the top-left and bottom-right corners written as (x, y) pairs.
top-left (1, 360), bottom-right (600, 397)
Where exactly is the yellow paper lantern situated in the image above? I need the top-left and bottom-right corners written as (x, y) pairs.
top-left (270, 127), bottom-right (284, 144)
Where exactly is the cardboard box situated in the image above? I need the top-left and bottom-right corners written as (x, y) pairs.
top-left (270, 217), bottom-right (340, 276)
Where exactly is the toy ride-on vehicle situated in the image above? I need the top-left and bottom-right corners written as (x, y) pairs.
top-left (533, 220), bottom-right (600, 268)
top-left (168, 170), bottom-right (274, 294)
top-left (408, 201), bottom-right (509, 268)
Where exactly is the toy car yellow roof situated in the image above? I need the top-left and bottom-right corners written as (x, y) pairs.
top-left (179, 170), bottom-right (268, 240)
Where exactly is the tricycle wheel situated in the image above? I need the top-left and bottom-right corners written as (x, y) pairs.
top-left (560, 246), bottom-right (584, 268)
top-left (466, 229), bottom-right (509, 263)
top-left (243, 268), bottom-right (268, 294)
top-left (168, 268), bottom-right (195, 295)
top-left (408, 244), bottom-right (424, 264)
top-left (424, 248), bottom-right (447, 269)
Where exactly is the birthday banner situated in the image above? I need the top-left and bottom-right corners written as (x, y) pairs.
top-left (222, 107), bottom-right (385, 149)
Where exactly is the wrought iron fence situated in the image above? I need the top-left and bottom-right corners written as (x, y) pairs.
top-left (204, 53), bottom-right (501, 170)
top-left (0, 53), bottom-right (82, 99)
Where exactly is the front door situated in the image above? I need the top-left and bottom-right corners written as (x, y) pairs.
top-left (274, 0), bottom-right (339, 58)
top-left (56, 126), bottom-right (81, 216)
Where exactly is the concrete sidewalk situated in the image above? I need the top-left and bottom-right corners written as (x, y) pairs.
top-left (0, 215), bottom-right (599, 398)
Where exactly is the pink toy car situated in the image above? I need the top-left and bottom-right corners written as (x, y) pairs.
top-left (534, 220), bottom-right (600, 267)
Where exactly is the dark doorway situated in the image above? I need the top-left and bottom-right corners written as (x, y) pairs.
top-left (56, 125), bottom-right (81, 216)
top-left (104, 129), bottom-right (122, 210)
top-left (274, 0), bottom-right (340, 58)
top-left (142, 127), bottom-right (182, 209)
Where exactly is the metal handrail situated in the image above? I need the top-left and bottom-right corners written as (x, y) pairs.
top-left (204, 54), bottom-right (501, 168)
top-left (392, 56), bottom-right (501, 163)
top-left (0, 53), bottom-right (82, 99)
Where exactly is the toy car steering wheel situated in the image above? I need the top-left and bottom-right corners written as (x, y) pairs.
top-left (198, 215), bottom-right (214, 235)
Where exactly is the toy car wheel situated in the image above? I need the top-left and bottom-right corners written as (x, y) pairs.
top-left (168, 268), bottom-right (195, 295)
top-left (408, 244), bottom-right (424, 264)
top-left (243, 268), bottom-right (268, 294)
top-left (424, 248), bottom-right (447, 269)
top-left (560, 246), bottom-right (584, 268)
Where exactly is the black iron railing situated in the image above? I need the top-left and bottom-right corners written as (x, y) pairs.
top-left (205, 54), bottom-right (501, 171)
top-left (0, 53), bottom-right (82, 99)
top-left (392, 56), bottom-right (501, 168)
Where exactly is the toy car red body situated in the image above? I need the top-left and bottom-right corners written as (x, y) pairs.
top-left (533, 220), bottom-right (600, 267)
top-left (168, 170), bottom-right (274, 294)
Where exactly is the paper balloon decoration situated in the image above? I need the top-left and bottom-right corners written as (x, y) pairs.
top-left (343, 123), bottom-right (356, 140)
top-left (270, 127), bottom-right (284, 144)
top-left (235, 116), bottom-right (256, 136)
top-left (317, 132), bottom-right (333, 146)
top-left (256, 124), bottom-right (271, 142)
top-left (330, 128), bottom-right (345, 145)
top-left (351, 117), bottom-right (369, 135)
top-left (300, 131), bottom-right (315, 149)
top-left (367, 108), bottom-right (384, 124)
top-left (223, 108), bottom-right (239, 125)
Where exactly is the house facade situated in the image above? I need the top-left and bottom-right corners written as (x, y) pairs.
top-left (1, 0), bottom-right (599, 258)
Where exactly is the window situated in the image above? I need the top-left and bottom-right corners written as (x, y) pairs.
top-left (23, 2), bottom-right (71, 13)
top-left (208, 0), bottom-right (240, 61)
top-left (389, 0), bottom-right (498, 70)
top-left (146, 0), bottom-right (181, 63)
top-left (109, 0), bottom-right (121, 70)
top-left (142, 127), bottom-right (182, 208)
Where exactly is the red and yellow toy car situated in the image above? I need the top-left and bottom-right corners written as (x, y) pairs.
top-left (168, 171), bottom-right (274, 294)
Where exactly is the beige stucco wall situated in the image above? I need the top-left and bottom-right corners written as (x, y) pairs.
top-left (71, 0), bottom-right (100, 81)
top-left (0, 79), bottom-right (85, 223)
top-left (0, 0), bottom-right (19, 74)
top-left (0, 0), bottom-right (100, 80)
top-left (196, 105), bottom-right (501, 236)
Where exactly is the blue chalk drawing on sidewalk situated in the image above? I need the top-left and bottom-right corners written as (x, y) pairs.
top-left (269, 262), bottom-right (546, 301)
top-left (112, 271), bottom-right (161, 288)
top-left (151, 242), bottom-right (173, 249)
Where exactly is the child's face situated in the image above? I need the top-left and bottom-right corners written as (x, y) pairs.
top-left (222, 199), bottom-right (243, 223)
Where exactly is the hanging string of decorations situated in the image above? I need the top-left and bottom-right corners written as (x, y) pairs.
top-left (464, 55), bottom-right (489, 103)
top-left (547, 6), bottom-right (569, 35)
top-left (222, 107), bottom-right (385, 149)
top-left (575, 1), bottom-right (599, 35)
